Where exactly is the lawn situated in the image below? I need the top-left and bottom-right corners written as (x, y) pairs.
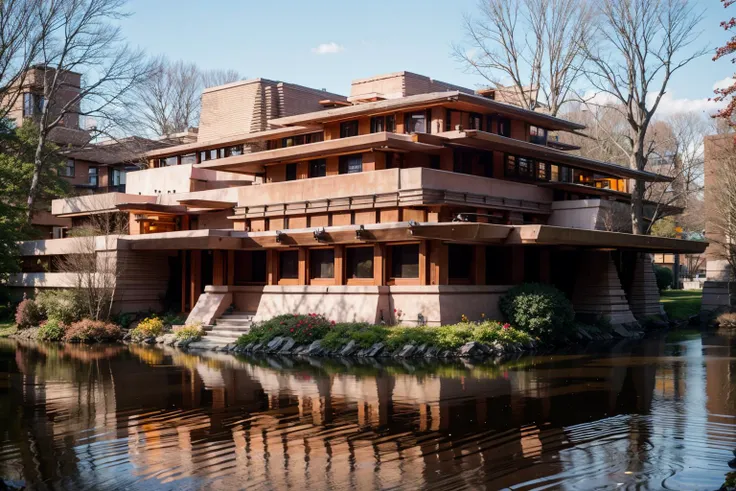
top-left (660, 289), bottom-right (702, 320)
top-left (0, 322), bottom-right (17, 338)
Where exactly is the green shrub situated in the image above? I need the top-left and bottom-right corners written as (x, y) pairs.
top-left (15, 298), bottom-right (42, 329)
top-left (63, 319), bottom-right (121, 343)
top-left (322, 323), bottom-right (388, 350)
top-left (499, 283), bottom-right (575, 340)
top-left (130, 316), bottom-right (166, 341)
top-left (161, 312), bottom-right (186, 327)
top-left (237, 313), bottom-right (334, 345)
top-left (36, 290), bottom-right (84, 325)
top-left (173, 324), bottom-right (204, 342)
top-left (38, 318), bottom-right (67, 341)
top-left (113, 312), bottom-right (135, 329)
top-left (654, 265), bottom-right (674, 291)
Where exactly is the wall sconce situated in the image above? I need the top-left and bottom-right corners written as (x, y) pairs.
top-left (313, 227), bottom-right (327, 242)
top-left (355, 224), bottom-right (366, 240)
top-left (275, 230), bottom-right (284, 243)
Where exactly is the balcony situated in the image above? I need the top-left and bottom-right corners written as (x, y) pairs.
top-left (233, 167), bottom-right (553, 219)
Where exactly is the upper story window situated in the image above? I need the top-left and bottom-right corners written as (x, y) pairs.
top-left (111, 168), bottom-right (126, 186)
top-left (370, 115), bottom-right (395, 133)
top-left (285, 163), bottom-right (297, 181)
top-left (60, 159), bottom-right (75, 177)
top-left (340, 120), bottom-right (359, 138)
top-left (405, 111), bottom-right (430, 134)
top-left (281, 132), bottom-right (324, 148)
top-left (309, 159), bottom-right (327, 178)
top-left (530, 125), bottom-right (548, 145)
top-left (339, 154), bottom-right (362, 174)
top-left (159, 156), bottom-right (177, 167)
top-left (88, 167), bottom-right (98, 186)
top-left (181, 153), bottom-right (196, 165)
top-left (469, 112), bottom-right (483, 130)
top-left (309, 249), bottom-right (335, 279)
top-left (224, 145), bottom-right (244, 157)
top-left (389, 244), bottom-right (419, 279)
top-left (23, 93), bottom-right (44, 117)
top-left (497, 117), bottom-right (511, 138)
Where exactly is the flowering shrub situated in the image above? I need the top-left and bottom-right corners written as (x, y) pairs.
top-left (237, 313), bottom-right (334, 345)
top-left (63, 319), bottom-right (122, 343)
top-left (130, 316), bottom-right (166, 341)
top-left (173, 324), bottom-right (204, 342)
top-left (15, 298), bottom-right (42, 329)
top-left (717, 312), bottom-right (736, 329)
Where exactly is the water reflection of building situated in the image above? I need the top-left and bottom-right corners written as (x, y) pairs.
top-left (1, 336), bottom-right (733, 489)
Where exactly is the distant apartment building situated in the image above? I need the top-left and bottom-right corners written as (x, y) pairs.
top-left (8, 71), bottom-right (705, 336)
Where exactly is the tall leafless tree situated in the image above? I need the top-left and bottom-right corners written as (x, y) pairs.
top-left (134, 56), bottom-right (243, 137)
top-left (25, 0), bottom-right (153, 225)
top-left (454, 0), bottom-right (592, 115)
top-left (0, 0), bottom-right (43, 121)
top-left (580, 0), bottom-right (707, 235)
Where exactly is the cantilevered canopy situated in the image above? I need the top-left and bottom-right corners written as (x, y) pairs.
top-left (421, 130), bottom-right (672, 183)
top-left (509, 224), bottom-right (707, 253)
top-left (268, 91), bottom-right (586, 132)
top-left (195, 132), bottom-right (443, 174)
top-left (177, 199), bottom-right (237, 210)
top-left (121, 221), bottom-right (706, 254)
top-left (115, 203), bottom-right (188, 215)
top-left (145, 125), bottom-right (323, 159)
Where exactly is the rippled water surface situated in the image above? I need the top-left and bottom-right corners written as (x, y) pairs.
top-left (1, 332), bottom-right (735, 490)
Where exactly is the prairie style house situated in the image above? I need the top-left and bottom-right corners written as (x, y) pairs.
top-left (9, 72), bottom-right (706, 330)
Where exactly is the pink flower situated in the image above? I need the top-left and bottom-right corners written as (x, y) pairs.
top-left (330, 320), bottom-right (335, 325)
top-left (290, 328), bottom-right (295, 333)
top-left (394, 309), bottom-right (397, 313)
top-left (503, 323), bottom-right (511, 330)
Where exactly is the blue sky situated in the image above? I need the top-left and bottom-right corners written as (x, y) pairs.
top-left (120, 0), bottom-right (735, 114)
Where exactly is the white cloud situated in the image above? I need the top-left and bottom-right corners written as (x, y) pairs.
top-left (311, 42), bottom-right (345, 55)
top-left (713, 76), bottom-right (735, 91)
top-left (581, 88), bottom-right (725, 118)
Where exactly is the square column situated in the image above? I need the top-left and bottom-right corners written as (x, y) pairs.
top-left (572, 251), bottom-right (637, 326)
top-left (627, 253), bottom-right (663, 319)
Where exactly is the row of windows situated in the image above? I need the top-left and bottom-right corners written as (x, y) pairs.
top-left (505, 154), bottom-right (575, 183)
top-left (158, 145), bottom-right (245, 167)
top-left (22, 93), bottom-right (44, 118)
top-left (282, 154), bottom-right (364, 181)
top-left (59, 161), bottom-right (127, 188)
top-left (231, 244), bottom-right (514, 285)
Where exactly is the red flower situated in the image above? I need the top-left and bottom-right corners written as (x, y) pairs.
top-left (330, 320), bottom-right (335, 325)
top-left (503, 323), bottom-right (511, 330)
top-left (290, 328), bottom-right (295, 333)
top-left (394, 309), bottom-right (397, 313)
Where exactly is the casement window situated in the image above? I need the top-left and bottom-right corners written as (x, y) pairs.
top-left (279, 250), bottom-right (299, 279)
top-left (60, 159), bottom-right (75, 177)
top-left (469, 112), bottom-right (483, 130)
top-left (536, 161), bottom-right (549, 181)
top-left (346, 247), bottom-right (374, 279)
top-left (529, 125), bottom-right (548, 145)
top-left (163, 156), bottom-right (178, 166)
top-left (404, 110), bottom-right (431, 134)
top-left (505, 154), bottom-right (534, 179)
top-left (306, 132), bottom-right (324, 143)
top-left (385, 115), bottom-right (395, 132)
top-left (224, 145), bottom-right (244, 157)
top-left (370, 116), bottom-right (385, 133)
top-left (389, 244), bottom-right (419, 278)
top-left (111, 168), bottom-right (126, 186)
top-left (430, 155), bottom-right (441, 170)
top-left (497, 117), bottom-right (511, 137)
top-left (448, 244), bottom-right (473, 281)
top-left (453, 149), bottom-right (474, 175)
top-left (309, 248), bottom-right (335, 279)
top-left (385, 152), bottom-right (404, 169)
top-left (88, 167), bottom-right (98, 186)
top-left (338, 154), bottom-right (362, 174)
top-left (309, 159), bottom-right (327, 178)
top-left (234, 250), bottom-right (267, 284)
top-left (340, 120), bottom-right (359, 138)
top-left (23, 93), bottom-right (44, 117)
top-left (285, 163), bottom-right (298, 181)
top-left (181, 153), bottom-right (196, 165)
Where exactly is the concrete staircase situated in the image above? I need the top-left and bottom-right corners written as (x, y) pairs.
top-left (190, 312), bottom-right (255, 349)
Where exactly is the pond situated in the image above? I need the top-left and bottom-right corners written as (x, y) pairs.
top-left (0, 332), bottom-right (734, 490)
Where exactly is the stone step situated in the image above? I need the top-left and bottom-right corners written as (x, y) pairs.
top-left (186, 338), bottom-right (235, 349)
top-left (215, 319), bottom-right (254, 327)
top-left (201, 333), bottom-right (240, 343)
top-left (219, 312), bottom-right (255, 320)
top-left (203, 324), bottom-right (251, 332)
top-left (205, 329), bottom-right (248, 339)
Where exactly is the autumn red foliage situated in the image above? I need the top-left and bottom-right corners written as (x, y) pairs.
top-left (714, 0), bottom-right (736, 128)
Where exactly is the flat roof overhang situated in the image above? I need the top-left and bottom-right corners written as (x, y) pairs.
top-left (539, 181), bottom-right (631, 198)
top-left (194, 132), bottom-right (444, 174)
top-left (177, 199), bottom-right (237, 210)
top-left (115, 203), bottom-right (188, 215)
top-left (268, 91), bottom-right (586, 132)
top-left (509, 224), bottom-right (707, 253)
top-left (145, 125), bottom-right (324, 160)
top-left (417, 130), bottom-right (671, 183)
top-left (122, 222), bottom-right (707, 254)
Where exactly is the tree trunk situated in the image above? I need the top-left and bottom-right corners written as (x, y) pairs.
top-left (26, 132), bottom-right (46, 225)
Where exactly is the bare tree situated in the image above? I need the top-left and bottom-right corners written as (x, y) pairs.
top-left (134, 56), bottom-right (243, 137)
top-left (57, 209), bottom-right (127, 321)
top-left (580, 0), bottom-right (707, 234)
top-left (0, 0), bottom-right (43, 121)
top-left (25, 0), bottom-right (153, 225)
top-left (454, 0), bottom-right (592, 115)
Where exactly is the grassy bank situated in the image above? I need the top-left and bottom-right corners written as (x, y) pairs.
top-left (0, 322), bottom-right (17, 338)
top-left (660, 290), bottom-right (702, 320)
